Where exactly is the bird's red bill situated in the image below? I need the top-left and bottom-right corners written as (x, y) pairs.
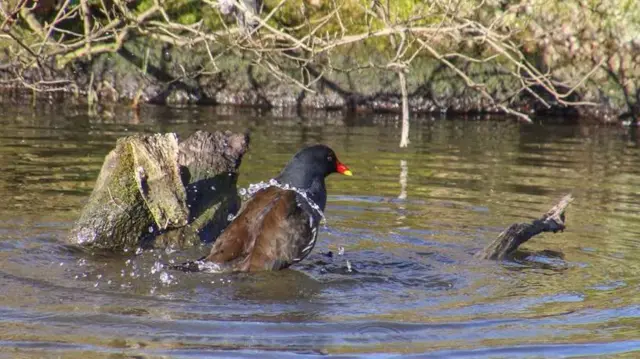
top-left (336, 161), bottom-right (353, 176)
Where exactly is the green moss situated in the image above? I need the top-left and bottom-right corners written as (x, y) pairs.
top-left (135, 0), bottom-right (155, 13)
top-left (108, 140), bottom-right (140, 203)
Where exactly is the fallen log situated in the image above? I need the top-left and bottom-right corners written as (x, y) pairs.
top-left (69, 130), bottom-right (249, 251)
top-left (476, 194), bottom-right (574, 260)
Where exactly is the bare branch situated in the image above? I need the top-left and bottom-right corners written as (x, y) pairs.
top-left (0, 0), bottom-right (612, 120)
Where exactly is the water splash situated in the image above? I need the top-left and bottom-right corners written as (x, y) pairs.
top-left (150, 261), bottom-right (164, 275)
top-left (337, 246), bottom-right (353, 272)
top-left (238, 179), bottom-right (326, 223)
top-left (76, 227), bottom-right (97, 245)
top-left (243, 180), bottom-right (272, 198)
top-left (159, 271), bottom-right (174, 285)
top-left (196, 260), bottom-right (223, 273)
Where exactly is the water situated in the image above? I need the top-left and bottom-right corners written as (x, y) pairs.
top-left (239, 178), bottom-right (327, 223)
top-left (1, 103), bottom-right (640, 358)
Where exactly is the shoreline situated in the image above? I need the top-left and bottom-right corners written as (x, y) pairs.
top-left (0, 40), bottom-right (634, 124)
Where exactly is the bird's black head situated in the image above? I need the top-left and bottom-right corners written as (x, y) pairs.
top-left (276, 145), bottom-right (352, 190)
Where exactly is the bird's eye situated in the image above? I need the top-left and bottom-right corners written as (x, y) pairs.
top-left (327, 155), bottom-right (333, 162)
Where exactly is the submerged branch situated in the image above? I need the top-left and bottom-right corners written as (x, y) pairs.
top-left (476, 194), bottom-right (574, 260)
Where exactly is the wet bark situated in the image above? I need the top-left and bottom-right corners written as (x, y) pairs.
top-left (69, 130), bottom-right (249, 251)
top-left (476, 194), bottom-right (574, 260)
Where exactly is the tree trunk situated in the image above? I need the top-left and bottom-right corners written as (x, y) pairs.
top-left (68, 130), bottom-right (249, 251)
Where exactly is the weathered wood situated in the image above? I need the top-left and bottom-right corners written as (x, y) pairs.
top-left (154, 130), bottom-right (248, 248)
top-left (69, 130), bottom-right (249, 251)
top-left (131, 135), bottom-right (189, 230)
top-left (476, 194), bottom-right (574, 260)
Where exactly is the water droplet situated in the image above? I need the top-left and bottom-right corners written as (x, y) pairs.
top-left (148, 226), bottom-right (154, 233)
top-left (94, 282), bottom-right (99, 287)
top-left (210, 185), bottom-right (216, 190)
top-left (346, 260), bottom-right (352, 273)
top-left (239, 188), bottom-right (246, 196)
top-left (159, 271), bottom-right (172, 285)
top-left (150, 261), bottom-right (163, 274)
top-left (135, 247), bottom-right (143, 255)
top-left (227, 213), bottom-right (236, 222)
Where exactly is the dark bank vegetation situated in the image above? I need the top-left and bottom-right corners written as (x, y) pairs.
top-left (0, 0), bottom-right (638, 124)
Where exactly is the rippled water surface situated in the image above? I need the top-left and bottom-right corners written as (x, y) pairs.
top-left (1, 104), bottom-right (640, 358)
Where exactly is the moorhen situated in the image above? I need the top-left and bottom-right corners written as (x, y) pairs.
top-left (173, 144), bottom-right (352, 273)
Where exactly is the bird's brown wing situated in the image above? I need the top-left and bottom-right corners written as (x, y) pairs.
top-left (205, 187), bottom-right (315, 271)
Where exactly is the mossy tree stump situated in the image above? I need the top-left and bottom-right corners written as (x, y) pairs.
top-left (69, 130), bottom-right (249, 251)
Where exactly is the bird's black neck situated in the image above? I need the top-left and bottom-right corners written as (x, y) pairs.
top-left (275, 172), bottom-right (327, 211)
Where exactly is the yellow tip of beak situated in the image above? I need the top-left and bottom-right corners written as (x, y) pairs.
top-left (342, 170), bottom-right (353, 176)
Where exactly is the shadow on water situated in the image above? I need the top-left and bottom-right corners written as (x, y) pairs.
top-left (2, 104), bottom-right (640, 357)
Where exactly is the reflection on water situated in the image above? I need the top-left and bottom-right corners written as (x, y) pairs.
top-left (1, 103), bottom-right (640, 357)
